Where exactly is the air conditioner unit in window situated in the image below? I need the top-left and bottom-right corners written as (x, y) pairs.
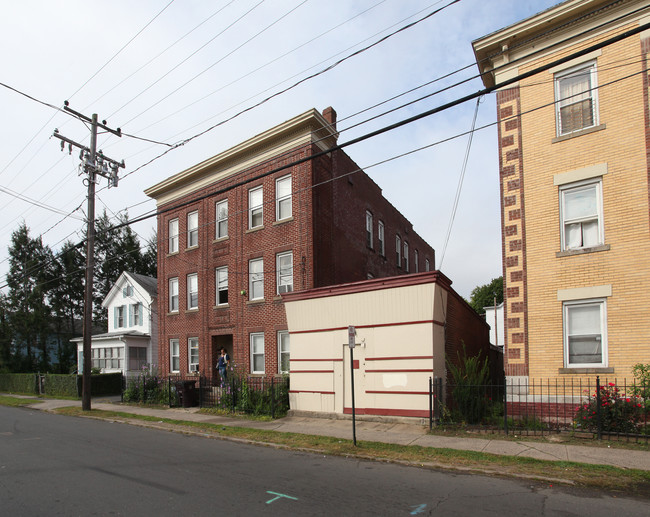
top-left (278, 284), bottom-right (292, 294)
top-left (189, 364), bottom-right (199, 372)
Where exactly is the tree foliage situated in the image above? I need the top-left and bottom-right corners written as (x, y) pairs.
top-left (468, 276), bottom-right (503, 315)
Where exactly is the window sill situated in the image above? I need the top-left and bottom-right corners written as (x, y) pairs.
top-left (556, 244), bottom-right (609, 258)
top-left (273, 217), bottom-right (294, 226)
top-left (185, 245), bottom-right (199, 252)
top-left (213, 304), bottom-right (229, 310)
top-left (552, 123), bottom-right (606, 143)
top-left (558, 367), bottom-right (613, 374)
top-left (185, 308), bottom-right (199, 314)
top-left (167, 311), bottom-right (179, 316)
top-left (246, 226), bottom-right (264, 234)
top-left (213, 236), bottom-right (228, 244)
top-left (246, 299), bottom-right (264, 306)
top-left (166, 251), bottom-right (179, 257)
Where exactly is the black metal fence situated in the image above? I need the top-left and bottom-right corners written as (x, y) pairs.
top-left (429, 376), bottom-right (650, 442)
top-left (167, 374), bottom-right (290, 418)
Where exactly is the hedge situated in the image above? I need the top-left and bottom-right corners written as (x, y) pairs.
top-left (0, 373), bottom-right (122, 398)
top-left (0, 373), bottom-right (38, 394)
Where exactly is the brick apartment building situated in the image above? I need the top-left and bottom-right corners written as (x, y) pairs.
top-left (145, 107), bottom-right (435, 377)
top-left (472, 0), bottom-right (650, 385)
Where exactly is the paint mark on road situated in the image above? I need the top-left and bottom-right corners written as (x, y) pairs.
top-left (266, 491), bottom-right (298, 505)
top-left (410, 504), bottom-right (427, 515)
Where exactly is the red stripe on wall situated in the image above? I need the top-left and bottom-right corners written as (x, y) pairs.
top-left (289, 390), bottom-right (335, 395)
top-left (366, 356), bottom-right (433, 361)
top-left (289, 370), bottom-right (334, 374)
top-left (365, 369), bottom-right (432, 373)
top-left (290, 319), bottom-right (441, 335)
top-left (365, 390), bottom-right (429, 395)
top-left (290, 358), bottom-right (343, 362)
top-left (343, 407), bottom-right (428, 418)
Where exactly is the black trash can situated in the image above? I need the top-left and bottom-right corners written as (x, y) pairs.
top-left (175, 380), bottom-right (198, 408)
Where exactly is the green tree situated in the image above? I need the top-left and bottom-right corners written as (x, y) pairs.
top-left (6, 223), bottom-right (53, 371)
top-left (0, 293), bottom-right (11, 372)
top-left (468, 276), bottom-right (503, 315)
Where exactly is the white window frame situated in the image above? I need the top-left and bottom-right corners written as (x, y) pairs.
top-left (276, 251), bottom-right (293, 295)
top-left (216, 199), bottom-right (228, 239)
top-left (249, 258), bottom-right (264, 300)
top-left (170, 339), bottom-right (180, 373)
top-left (188, 337), bottom-right (199, 372)
top-left (366, 211), bottom-right (373, 249)
top-left (275, 175), bottom-right (292, 221)
top-left (555, 61), bottom-right (598, 136)
top-left (129, 303), bottom-right (142, 327)
top-left (187, 211), bottom-right (199, 248)
top-left (278, 331), bottom-right (290, 374)
top-left (169, 277), bottom-right (179, 313)
top-left (250, 332), bottom-right (265, 374)
top-left (563, 299), bottom-right (607, 368)
top-left (216, 266), bottom-right (228, 306)
top-left (168, 218), bottom-right (179, 254)
top-left (378, 220), bottom-right (385, 256)
top-left (115, 305), bottom-right (125, 328)
top-left (249, 186), bottom-right (263, 229)
top-left (404, 241), bottom-right (409, 272)
top-left (187, 273), bottom-right (198, 310)
top-left (425, 258), bottom-right (430, 272)
top-left (559, 179), bottom-right (603, 251)
top-left (396, 235), bottom-right (401, 268)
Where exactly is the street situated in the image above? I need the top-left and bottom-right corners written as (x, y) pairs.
top-left (1, 406), bottom-right (648, 516)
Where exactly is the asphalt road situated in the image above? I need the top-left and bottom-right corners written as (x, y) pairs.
top-left (1, 406), bottom-right (648, 516)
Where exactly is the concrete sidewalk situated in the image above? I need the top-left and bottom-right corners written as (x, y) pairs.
top-left (15, 395), bottom-right (650, 472)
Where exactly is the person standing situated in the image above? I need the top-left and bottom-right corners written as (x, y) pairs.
top-left (217, 347), bottom-right (231, 386)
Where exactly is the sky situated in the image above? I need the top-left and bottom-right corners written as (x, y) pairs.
top-left (0, 0), bottom-right (560, 300)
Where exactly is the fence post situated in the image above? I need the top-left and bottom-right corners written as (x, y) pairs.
top-left (168, 377), bottom-right (171, 407)
top-left (271, 376), bottom-right (276, 419)
top-left (503, 373), bottom-right (508, 436)
top-left (596, 376), bottom-right (602, 440)
top-left (429, 377), bottom-right (433, 430)
top-left (199, 376), bottom-right (203, 409)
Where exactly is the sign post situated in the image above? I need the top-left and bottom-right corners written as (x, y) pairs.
top-left (348, 325), bottom-right (357, 446)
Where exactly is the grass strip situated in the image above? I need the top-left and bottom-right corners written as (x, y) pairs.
top-left (0, 395), bottom-right (44, 407)
top-left (54, 407), bottom-right (650, 494)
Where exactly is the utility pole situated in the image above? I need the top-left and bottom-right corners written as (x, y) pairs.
top-left (53, 101), bottom-right (124, 411)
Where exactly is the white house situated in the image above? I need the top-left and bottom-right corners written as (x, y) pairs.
top-left (483, 302), bottom-right (504, 349)
top-left (73, 272), bottom-right (158, 378)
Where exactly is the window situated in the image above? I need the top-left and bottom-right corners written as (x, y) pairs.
top-left (129, 303), bottom-right (142, 326)
top-left (129, 347), bottom-right (147, 370)
top-left (366, 211), bottom-right (373, 248)
top-left (122, 284), bottom-right (133, 297)
top-left (216, 199), bottom-right (228, 239)
top-left (169, 218), bottom-right (179, 253)
top-left (249, 258), bottom-right (264, 300)
top-left (276, 175), bottom-right (292, 221)
top-left (188, 337), bottom-right (199, 372)
top-left (555, 62), bottom-right (598, 136)
top-left (276, 251), bottom-right (293, 295)
top-left (187, 273), bottom-right (198, 310)
top-left (250, 333), bottom-right (265, 374)
top-left (560, 180), bottom-right (603, 251)
top-left (414, 250), bottom-right (419, 273)
top-left (404, 241), bottom-right (409, 272)
top-left (169, 277), bottom-right (179, 313)
top-left (115, 306), bottom-right (125, 328)
top-left (378, 221), bottom-right (385, 256)
top-left (92, 347), bottom-right (124, 370)
top-left (564, 299), bottom-right (606, 367)
top-left (425, 259), bottom-right (430, 272)
top-left (396, 235), bottom-right (401, 267)
top-left (249, 186), bottom-right (263, 228)
top-left (216, 267), bottom-right (228, 306)
top-left (278, 331), bottom-right (290, 374)
top-left (170, 339), bottom-right (180, 372)
top-left (187, 211), bottom-right (198, 248)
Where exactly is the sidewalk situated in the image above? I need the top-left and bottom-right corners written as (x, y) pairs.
top-left (18, 396), bottom-right (650, 472)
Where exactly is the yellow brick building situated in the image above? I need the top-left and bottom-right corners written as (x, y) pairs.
top-left (473, 0), bottom-right (650, 386)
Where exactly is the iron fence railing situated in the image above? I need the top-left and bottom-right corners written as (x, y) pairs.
top-left (429, 376), bottom-right (650, 442)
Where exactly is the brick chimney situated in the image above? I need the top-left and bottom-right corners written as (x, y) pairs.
top-left (322, 106), bottom-right (337, 133)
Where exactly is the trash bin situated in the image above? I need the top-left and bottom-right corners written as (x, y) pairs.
top-left (175, 380), bottom-right (198, 408)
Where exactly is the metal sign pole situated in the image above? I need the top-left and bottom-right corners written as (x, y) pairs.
top-left (348, 326), bottom-right (357, 446)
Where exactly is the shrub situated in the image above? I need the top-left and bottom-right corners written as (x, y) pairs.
top-left (574, 383), bottom-right (647, 434)
top-left (446, 344), bottom-right (492, 424)
top-left (0, 373), bottom-right (38, 394)
top-left (123, 365), bottom-right (169, 404)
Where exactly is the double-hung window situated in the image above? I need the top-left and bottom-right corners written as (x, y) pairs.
top-left (188, 337), bottom-right (199, 372)
top-left (216, 199), bottom-right (228, 239)
top-left (129, 303), bottom-right (142, 326)
top-left (169, 278), bottom-right (179, 312)
top-left (563, 299), bottom-right (607, 367)
top-left (216, 266), bottom-right (228, 306)
top-left (555, 61), bottom-right (598, 136)
top-left (169, 218), bottom-right (179, 254)
top-left (404, 241), bottom-right (409, 272)
top-left (276, 175), bottom-right (292, 221)
top-left (249, 258), bottom-right (264, 300)
top-left (276, 251), bottom-right (293, 295)
top-left (414, 250), bottom-right (419, 273)
top-left (396, 235), bottom-right (402, 267)
top-left (560, 180), bottom-right (603, 251)
top-left (170, 339), bottom-right (180, 372)
top-left (187, 273), bottom-right (198, 310)
top-left (115, 306), bottom-right (125, 328)
top-left (366, 211), bottom-right (373, 248)
top-left (249, 186), bottom-right (263, 229)
top-left (378, 221), bottom-right (385, 256)
top-left (250, 332), bottom-right (265, 374)
top-left (187, 211), bottom-right (198, 248)
top-left (425, 259), bottom-right (430, 272)
top-left (278, 331), bottom-right (290, 374)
